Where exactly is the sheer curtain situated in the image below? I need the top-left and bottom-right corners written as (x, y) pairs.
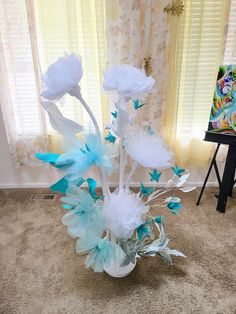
top-left (105, 0), bottom-right (174, 130)
top-left (37, 0), bottom-right (108, 151)
top-left (165, 0), bottom-right (231, 166)
top-left (106, 0), bottom-right (232, 166)
top-left (0, 0), bottom-right (47, 167)
top-left (0, 0), bottom-right (108, 165)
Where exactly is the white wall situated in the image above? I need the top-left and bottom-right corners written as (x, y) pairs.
top-left (0, 108), bottom-right (223, 189)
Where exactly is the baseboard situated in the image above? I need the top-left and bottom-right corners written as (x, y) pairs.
top-left (0, 181), bottom-right (220, 189)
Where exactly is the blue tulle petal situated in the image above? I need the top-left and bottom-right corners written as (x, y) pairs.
top-left (77, 232), bottom-right (117, 272)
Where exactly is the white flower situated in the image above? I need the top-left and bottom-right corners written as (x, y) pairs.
top-left (102, 189), bottom-right (148, 240)
top-left (103, 65), bottom-right (155, 97)
top-left (125, 129), bottom-right (172, 169)
top-left (41, 53), bottom-right (83, 100)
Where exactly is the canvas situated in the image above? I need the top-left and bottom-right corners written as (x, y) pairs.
top-left (208, 65), bottom-right (236, 136)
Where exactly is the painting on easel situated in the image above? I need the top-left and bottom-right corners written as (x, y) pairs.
top-left (208, 65), bottom-right (236, 136)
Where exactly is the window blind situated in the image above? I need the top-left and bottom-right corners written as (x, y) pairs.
top-left (224, 0), bottom-right (236, 64)
top-left (0, 0), bottom-right (43, 137)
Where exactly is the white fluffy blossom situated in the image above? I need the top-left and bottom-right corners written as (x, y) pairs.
top-left (103, 65), bottom-right (155, 97)
top-left (125, 129), bottom-right (172, 169)
top-left (41, 53), bottom-right (83, 100)
top-left (102, 189), bottom-right (148, 240)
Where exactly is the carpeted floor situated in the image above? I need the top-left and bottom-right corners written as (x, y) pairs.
top-left (0, 188), bottom-right (235, 314)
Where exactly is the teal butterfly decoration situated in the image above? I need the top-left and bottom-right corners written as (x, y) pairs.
top-left (111, 111), bottom-right (118, 118)
top-left (167, 202), bottom-right (183, 214)
top-left (104, 131), bottom-right (116, 143)
top-left (171, 165), bottom-right (185, 177)
top-left (87, 178), bottom-right (103, 200)
top-left (149, 169), bottom-right (162, 182)
top-left (134, 99), bottom-right (146, 110)
top-left (140, 183), bottom-right (154, 196)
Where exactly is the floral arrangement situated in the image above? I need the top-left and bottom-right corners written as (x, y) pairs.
top-left (36, 53), bottom-right (194, 277)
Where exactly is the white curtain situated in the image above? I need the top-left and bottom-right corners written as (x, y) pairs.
top-left (0, 0), bottom-right (48, 167)
top-left (0, 0), bottom-right (108, 166)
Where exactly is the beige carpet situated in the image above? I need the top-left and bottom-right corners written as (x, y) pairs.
top-left (0, 188), bottom-right (236, 314)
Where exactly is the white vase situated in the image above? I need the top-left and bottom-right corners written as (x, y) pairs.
top-left (104, 259), bottom-right (136, 278)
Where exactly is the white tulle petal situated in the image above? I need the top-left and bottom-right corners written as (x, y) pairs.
top-left (125, 129), bottom-right (173, 169)
top-left (41, 53), bottom-right (83, 100)
top-left (103, 189), bottom-right (147, 240)
top-left (103, 64), bottom-right (155, 97)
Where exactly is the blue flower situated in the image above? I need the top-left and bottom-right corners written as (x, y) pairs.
top-left (61, 186), bottom-right (104, 238)
top-left (56, 134), bottom-right (113, 180)
top-left (76, 232), bottom-right (119, 272)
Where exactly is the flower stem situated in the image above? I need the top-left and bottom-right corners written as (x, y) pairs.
top-left (70, 86), bottom-right (110, 197)
top-left (119, 137), bottom-right (126, 191)
top-left (125, 161), bottom-right (138, 190)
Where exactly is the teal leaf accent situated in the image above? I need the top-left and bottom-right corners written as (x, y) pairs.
top-left (111, 111), bottom-right (118, 118)
top-left (87, 178), bottom-right (103, 200)
top-left (154, 216), bottom-right (164, 223)
top-left (104, 132), bottom-right (116, 143)
top-left (171, 165), bottom-right (185, 177)
top-left (35, 152), bottom-right (74, 168)
top-left (134, 99), bottom-right (146, 110)
top-left (137, 222), bottom-right (152, 240)
top-left (147, 126), bottom-right (155, 135)
top-left (62, 204), bottom-right (74, 210)
top-left (149, 169), bottom-right (162, 182)
top-left (167, 202), bottom-right (183, 214)
top-left (50, 176), bottom-right (85, 194)
top-left (140, 183), bottom-right (154, 196)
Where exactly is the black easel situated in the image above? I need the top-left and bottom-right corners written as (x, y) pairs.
top-left (196, 132), bottom-right (236, 213)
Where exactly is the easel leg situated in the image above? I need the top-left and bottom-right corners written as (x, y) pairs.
top-left (216, 145), bottom-right (236, 213)
top-left (228, 170), bottom-right (236, 197)
top-left (196, 143), bottom-right (221, 206)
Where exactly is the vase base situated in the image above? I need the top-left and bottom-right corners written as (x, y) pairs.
top-left (104, 261), bottom-right (136, 278)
